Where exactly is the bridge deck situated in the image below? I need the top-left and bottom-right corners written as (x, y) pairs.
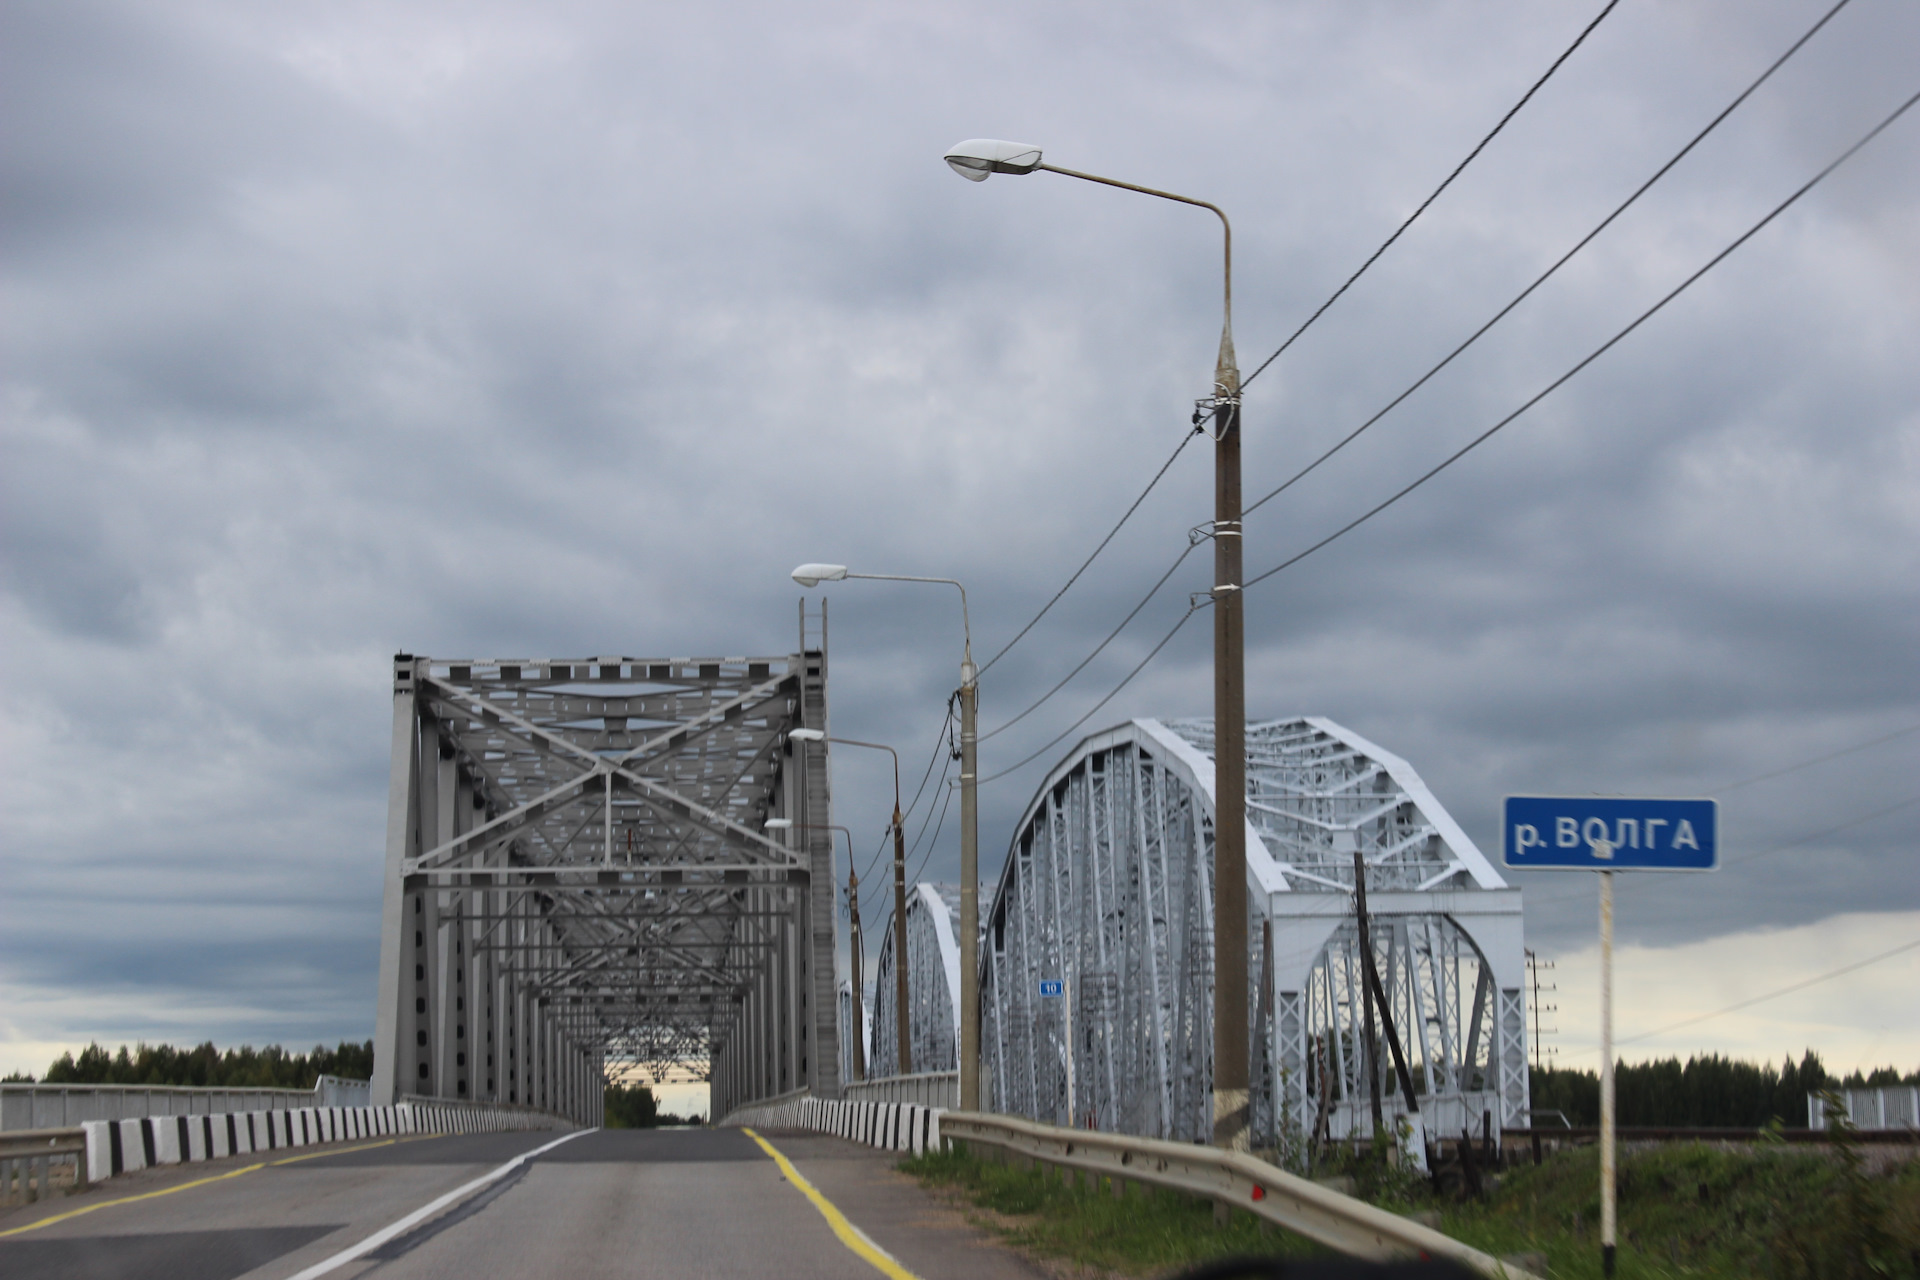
top-left (0, 1127), bottom-right (1043, 1280)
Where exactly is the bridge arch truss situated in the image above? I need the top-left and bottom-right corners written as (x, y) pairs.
top-left (978, 717), bottom-right (1528, 1153)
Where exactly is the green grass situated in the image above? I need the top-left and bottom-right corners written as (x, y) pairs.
top-left (1431, 1140), bottom-right (1920, 1279)
top-left (899, 1143), bottom-right (1334, 1275)
top-left (902, 1140), bottom-right (1920, 1280)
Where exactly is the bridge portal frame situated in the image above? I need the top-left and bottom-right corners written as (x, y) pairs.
top-left (372, 630), bottom-right (841, 1125)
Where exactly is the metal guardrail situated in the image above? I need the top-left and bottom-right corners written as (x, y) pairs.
top-left (1, 1127), bottom-right (87, 1206)
top-left (1, 1077), bottom-right (370, 1131)
top-left (843, 1071), bottom-right (958, 1108)
top-left (939, 1111), bottom-right (1542, 1280)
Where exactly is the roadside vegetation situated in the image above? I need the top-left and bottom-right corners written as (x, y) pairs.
top-left (905, 1112), bottom-right (1919, 1279)
top-left (901, 1141), bottom-right (1334, 1274)
top-left (5, 1040), bottom-right (374, 1088)
top-left (603, 1081), bottom-right (700, 1128)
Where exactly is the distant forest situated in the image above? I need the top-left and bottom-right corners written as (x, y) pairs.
top-left (1529, 1051), bottom-right (1919, 1129)
top-left (603, 1081), bottom-right (700, 1128)
top-left (5, 1041), bottom-right (375, 1089)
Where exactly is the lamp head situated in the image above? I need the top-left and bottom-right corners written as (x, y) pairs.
top-left (944, 138), bottom-right (1043, 182)
top-left (788, 729), bottom-right (825, 742)
top-left (764, 818), bottom-right (794, 830)
top-left (791, 563), bottom-right (848, 588)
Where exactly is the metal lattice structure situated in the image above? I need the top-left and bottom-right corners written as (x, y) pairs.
top-left (372, 610), bottom-right (843, 1123)
top-left (870, 883), bottom-right (964, 1076)
top-left (979, 717), bottom-right (1527, 1153)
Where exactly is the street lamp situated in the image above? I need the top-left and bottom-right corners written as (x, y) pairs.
top-left (790, 564), bottom-right (981, 1112)
top-left (766, 817), bottom-right (865, 1081)
top-left (793, 729), bottom-right (913, 1078)
top-left (943, 138), bottom-right (1249, 1151)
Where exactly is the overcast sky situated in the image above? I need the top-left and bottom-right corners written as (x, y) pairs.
top-left (4, 0), bottom-right (1916, 1090)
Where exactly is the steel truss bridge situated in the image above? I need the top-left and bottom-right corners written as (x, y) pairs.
top-left (869, 716), bottom-right (1529, 1155)
top-left (372, 610), bottom-right (847, 1124)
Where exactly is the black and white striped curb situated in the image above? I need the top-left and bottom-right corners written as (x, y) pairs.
top-left (721, 1095), bottom-right (943, 1156)
top-left (82, 1102), bottom-right (557, 1183)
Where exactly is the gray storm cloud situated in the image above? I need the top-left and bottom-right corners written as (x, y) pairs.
top-left (2, 0), bottom-right (1915, 1058)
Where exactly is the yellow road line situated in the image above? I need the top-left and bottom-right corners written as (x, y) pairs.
top-left (743, 1128), bottom-right (922, 1280)
top-left (0, 1161), bottom-right (265, 1237)
top-left (0, 1132), bottom-right (443, 1237)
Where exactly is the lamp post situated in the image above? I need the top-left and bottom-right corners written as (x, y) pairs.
top-left (941, 139), bottom-right (1248, 1150)
top-left (793, 729), bottom-right (912, 1077)
top-left (791, 564), bottom-right (981, 1111)
top-left (766, 818), bottom-right (863, 1080)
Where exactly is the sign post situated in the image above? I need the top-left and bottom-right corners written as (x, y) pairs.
top-left (1504, 795), bottom-right (1717, 1279)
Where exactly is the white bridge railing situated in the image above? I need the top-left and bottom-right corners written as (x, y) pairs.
top-left (0, 1075), bottom-right (372, 1131)
top-left (843, 1071), bottom-right (958, 1109)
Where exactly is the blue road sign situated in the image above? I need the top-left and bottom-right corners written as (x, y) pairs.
top-left (1038, 980), bottom-right (1064, 998)
top-left (1504, 796), bottom-right (1718, 871)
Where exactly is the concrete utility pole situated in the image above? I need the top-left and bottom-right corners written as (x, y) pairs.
top-left (847, 859), bottom-right (864, 1082)
top-left (940, 137), bottom-right (1248, 1147)
top-left (958, 654), bottom-right (979, 1110)
top-left (891, 797), bottom-right (910, 1074)
top-left (789, 566), bottom-right (973, 1104)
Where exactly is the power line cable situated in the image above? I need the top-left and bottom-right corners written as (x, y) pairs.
top-left (1524, 793), bottom-right (1920, 907)
top-left (968, 79), bottom-right (1915, 794)
top-left (979, 426), bottom-right (1202, 678)
top-left (1556, 937), bottom-right (1920, 1055)
top-left (1240, 85), bottom-right (1920, 598)
top-left (1241, 0), bottom-right (1624, 391)
top-left (1716, 723), bottom-right (1920, 796)
top-left (851, 706), bottom-right (951, 889)
top-left (1243, 0), bottom-right (1855, 520)
top-left (978, 605), bottom-right (1203, 785)
top-left (970, 2), bottom-right (1849, 753)
top-left (982, 541), bottom-right (1198, 740)
top-left (958, 0), bottom-right (1628, 734)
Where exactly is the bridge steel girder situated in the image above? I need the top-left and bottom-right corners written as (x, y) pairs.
top-left (973, 716), bottom-right (1528, 1157)
top-left (372, 632), bottom-right (842, 1124)
top-left (868, 883), bottom-right (964, 1076)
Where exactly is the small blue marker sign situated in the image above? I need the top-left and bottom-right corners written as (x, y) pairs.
top-left (1504, 796), bottom-right (1717, 871)
top-left (1038, 980), bottom-right (1064, 998)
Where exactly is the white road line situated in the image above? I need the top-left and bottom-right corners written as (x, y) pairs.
top-left (282, 1128), bottom-right (593, 1280)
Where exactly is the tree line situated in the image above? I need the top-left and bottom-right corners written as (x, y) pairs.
top-left (1528, 1051), bottom-right (1919, 1129)
top-left (6, 1041), bottom-right (375, 1089)
top-left (603, 1081), bottom-right (700, 1127)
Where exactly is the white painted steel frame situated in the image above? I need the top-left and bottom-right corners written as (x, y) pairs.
top-left (870, 883), bottom-right (964, 1076)
top-left (978, 717), bottom-right (1528, 1155)
top-left (373, 637), bottom-right (843, 1125)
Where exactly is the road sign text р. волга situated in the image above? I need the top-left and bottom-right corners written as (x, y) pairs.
top-left (1503, 796), bottom-right (1718, 871)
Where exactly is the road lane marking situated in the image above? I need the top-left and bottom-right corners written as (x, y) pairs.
top-left (743, 1128), bottom-right (922, 1280)
top-left (0, 1133), bottom-right (441, 1238)
top-left (0, 1162), bottom-right (265, 1237)
top-left (281, 1127), bottom-right (592, 1280)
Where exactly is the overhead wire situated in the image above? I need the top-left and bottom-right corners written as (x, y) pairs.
top-left (1555, 937), bottom-right (1920, 1056)
top-left (978, 604), bottom-right (1204, 785)
top-left (1243, 0), bottom-right (1856, 520)
top-left (981, 540), bottom-right (1198, 741)
top-left (1239, 85), bottom-right (1920, 597)
top-left (967, 72), bottom-right (1915, 793)
top-left (978, 425), bottom-right (1203, 679)
top-left (1715, 722), bottom-right (1920, 796)
top-left (967, 0), bottom-right (1644, 749)
top-left (1242, 0), bottom-right (1624, 391)
top-left (856, 705), bottom-right (954, 886)
top-left (1523, 793), bottom-right (1920, 908)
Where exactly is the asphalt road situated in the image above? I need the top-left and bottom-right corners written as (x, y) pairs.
top-left (0, 1126), bottom-right (1049, 1280)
